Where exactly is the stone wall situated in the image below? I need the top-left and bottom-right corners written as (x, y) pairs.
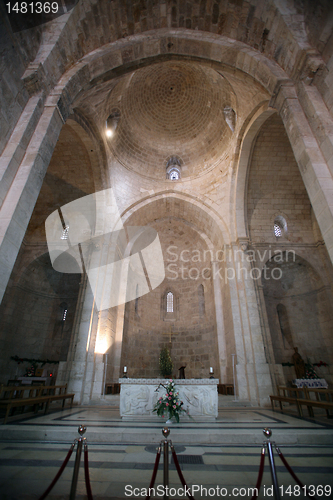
top-left (120, 218), bottom-right (219, 380)
top-left (247, 113), bottom-right (314, 245)
top-left (247, 112), bottom-right (333, 384)
top-left (0, 121), bottom-right (97, 383)
top-left (263, 255), bottom-right (333, 383)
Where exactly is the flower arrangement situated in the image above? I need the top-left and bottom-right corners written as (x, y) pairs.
top-left (305, 359), bottom-right (319, 379)
top-left (153, 379), bottom-right (187, 423)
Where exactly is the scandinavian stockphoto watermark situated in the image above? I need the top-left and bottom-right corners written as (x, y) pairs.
top-left (45, 188), bottom-right (165, 311)
top-left (165, 245), bottom-right (296, 283)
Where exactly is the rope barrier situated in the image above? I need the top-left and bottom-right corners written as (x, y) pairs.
top-left (38, 442), bottom-right (75, 500)
top-left (250, 446), bottom-right (265, 500)
top-left (84, 442), bottom-right (94, 500)
top-left (275, 445), bottom-right (318, 500)
top-left (37, 425), bottom-right (93, 500)
top-left (170, 444), bottom-right (195, 500)
top-left (145, 445), bottom-right (161, 500)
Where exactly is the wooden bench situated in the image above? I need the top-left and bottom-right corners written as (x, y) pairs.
top-left (270, 386), bottom-right (333, 419)
top-left (300, 388), bottom-right (333, 418)
top-left (0, 384), bottom-right (75, 424)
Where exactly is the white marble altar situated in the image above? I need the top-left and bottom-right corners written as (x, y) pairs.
top-left (119, 378), bottom-right (219, 420)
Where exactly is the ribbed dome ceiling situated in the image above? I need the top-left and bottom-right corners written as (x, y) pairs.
top-left (107, 61), bottom-right (235, 179)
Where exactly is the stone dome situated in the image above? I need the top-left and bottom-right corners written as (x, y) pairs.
top-left (107, 61), bottom-right (235, 179)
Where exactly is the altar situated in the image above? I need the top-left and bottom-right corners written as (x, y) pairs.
top-left (119, 378), bottom-right (219, 420)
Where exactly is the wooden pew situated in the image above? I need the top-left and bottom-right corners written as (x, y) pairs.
top-left (270, 386), bottom-right (304, 417)
top-left (299, 388), bottom-right (333, 418)
top-left (270, 386), bottom-right (333, 419)
top-left (0, 384), bottom-right (75, 424)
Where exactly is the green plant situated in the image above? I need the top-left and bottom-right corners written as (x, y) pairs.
top-left (153, 379), bottom-right (187, 423)
top-left (159, 347), bottom-right (173, 377)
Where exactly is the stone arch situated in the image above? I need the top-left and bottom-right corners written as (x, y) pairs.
top-left (24, 1), bottom-right (319, 94)
top-left (262, 252), bottom-right (333, 383)
top-left (121, 192), bottom-right (229, 248)
top-left (232, 104), bottom-right (277, 242)
top-left (118, 192), bottom-right (233, 381)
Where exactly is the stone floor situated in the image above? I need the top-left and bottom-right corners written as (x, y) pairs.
top-left (0, 396), bottom-right (332, 499)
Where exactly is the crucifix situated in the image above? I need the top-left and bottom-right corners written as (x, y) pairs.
top-left (162, 324), bottom-right (178, 344)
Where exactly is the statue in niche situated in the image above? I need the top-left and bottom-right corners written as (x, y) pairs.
top-left (292, 347), bottom-right (306, 379)
top-left (178, 365), bottom-right (187, 379)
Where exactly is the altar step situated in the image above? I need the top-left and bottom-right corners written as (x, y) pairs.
top-left (0, 404), bottom-right (333, 446)
top-left (218, 395), bottom-right (254, 407)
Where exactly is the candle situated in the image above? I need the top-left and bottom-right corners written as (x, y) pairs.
top-left (124, 366), bottom-right (127, 373)
top-left (209, 367), bottom-right (213, 373)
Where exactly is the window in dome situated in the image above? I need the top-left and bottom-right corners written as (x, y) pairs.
top-left (169, 169), bottom-right (180, 180)
top-left (166, 156), bottom-right (182, 180)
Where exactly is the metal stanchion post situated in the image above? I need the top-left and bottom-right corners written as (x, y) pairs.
top-left (69, 425), bottom-right (87, 500)
top-left (162, 427), bottom-right (170, 500)
top-left (263, 428), bottom-right (280, 500)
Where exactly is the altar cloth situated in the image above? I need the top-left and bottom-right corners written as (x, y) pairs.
top-left (293, 378), bottom-right (328, 388)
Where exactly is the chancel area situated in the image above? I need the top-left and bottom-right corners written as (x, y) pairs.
top-left (1, 0), bottom-right (333, 415)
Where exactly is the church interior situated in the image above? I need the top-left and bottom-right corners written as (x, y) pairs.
top-left (0, 0), bottom-right (333, 498)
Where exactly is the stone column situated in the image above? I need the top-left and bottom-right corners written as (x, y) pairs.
top-left (63, 279), bottom-right (98, 404)
top-left (211, 261), bottom-right (227, 383)
top-left (110, 303), bottom-right (126, 382)
top-left (224, 243), bottom-right (273, 406)
top-left (274, 84), bottom-right (333, 263)
top-left (0, 98), bottom-right (66, 304)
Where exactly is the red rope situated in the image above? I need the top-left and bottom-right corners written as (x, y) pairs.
top-left (170, 445), bottom-right (195, 500)
top-left (250, 447), bottom-right (265, 500)
top-left (38, 443), bottom-right (75, 500)
top-left (145, 446), bottom-right (161, 500)
top-left (84, 443), bottom-right (94, 500)
top-left (275, 446), bottom-right (318, 500)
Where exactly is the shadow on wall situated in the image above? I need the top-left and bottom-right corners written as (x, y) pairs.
top-left (0, 252), bottom-right (81, 381)
top-left (263, 253), bottom-right (333, 378)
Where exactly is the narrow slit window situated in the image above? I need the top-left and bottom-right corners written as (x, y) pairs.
top-left (198, 284), bottom-right (205, 316)
top-left (135, 285), bottom-right (139, 315)
top-left (166, 291), bottom-right (174, 313)
top-left (62, 309), bottom-right (68, 321)
top-left (61, 225), bottom-right (69, 240)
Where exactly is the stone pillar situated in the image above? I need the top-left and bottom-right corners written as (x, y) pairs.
top-left (274, 84), bottom-right (333, 263)
top-left (225, 243), bottom-right (273, 406)
top-left (211, 261), bottom-right (227, 383)
top-left (62, 279), bottom-right (98, 404)
top-left (110, 303), bottom-right (126, 382)
top-left (0, 97), bottom-right (66, 304)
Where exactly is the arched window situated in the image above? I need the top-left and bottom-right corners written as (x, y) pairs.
top-left (198, 284), bottom-right (205, 316)
top-left (61, 225), bottom-right (69, 240)
top-left (166, 291), bottom-right (174, 313)
top-left (274, 216), bottom-right (287, 239)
